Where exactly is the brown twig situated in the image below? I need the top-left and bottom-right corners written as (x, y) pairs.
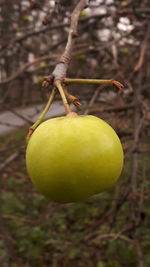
top-left (84, 86), bottom-right (101, 115)
top-left (64, 88), bottom-right (81, 106)
top-left (0, 13), bottom-right (110, 55)
top-left (0, 54), bottom-right (58, 85)
top-left (134, 22), bottom-right (150, 72)
top-left (134, 42), bottom-right (148, 72)
top-left (86, 232), bottom-right (133, 245)
top-left (7, 108), bottom-right (33, 124)
top-left (0, 47), bottom-right (96, 85)
top-left (43, 0), bottom-right (89, 87)
top-left (0, 121), bottom-right (21, 128)
top-left (117, 8), bottom-right (150, 15)
top-left (133, 239), bottom-right (144, 267)
top-left (0, 152), bottom-right (19, 171)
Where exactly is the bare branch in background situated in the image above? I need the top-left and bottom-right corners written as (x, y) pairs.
top-left (43, 0), bottom-right (89, 86)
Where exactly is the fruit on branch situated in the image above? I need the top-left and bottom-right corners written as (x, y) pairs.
top-left (26, 113), bottom-right (124, 203)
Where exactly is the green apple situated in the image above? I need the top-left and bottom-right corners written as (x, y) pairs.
top-left (26, 113), bottom-right (124, 203)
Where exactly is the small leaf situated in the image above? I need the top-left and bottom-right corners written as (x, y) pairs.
top-left (40, 61), bottom-right (46, 68)
top-left (76, 54), bottom-right (86, 60)
top-left (121, 48), bottom-right (129, 54)
top-left (96, 262), bottom-right (105, 267)
top-left (23, 15), bottom-right (30, 21)
top-left (120, 1), bottom-right (129, 7)
top-left (80, 10), bottom-right (88, 17)
top-left (16, 27), bottom-right (22, 32)
top-left (36, 76), bottom-right (45, 84)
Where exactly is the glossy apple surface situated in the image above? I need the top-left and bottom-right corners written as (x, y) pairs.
top-left (26, 114), bottom-right (124, 203)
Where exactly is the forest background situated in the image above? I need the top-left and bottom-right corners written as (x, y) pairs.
top-left (0, 0), bottom-right (150, 266)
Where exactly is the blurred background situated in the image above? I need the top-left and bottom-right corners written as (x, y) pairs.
top-left (0, 0), bottom-right (150, 266)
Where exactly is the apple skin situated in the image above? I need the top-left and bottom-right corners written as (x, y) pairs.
top-left (26, 114), bottom-right (124, 203)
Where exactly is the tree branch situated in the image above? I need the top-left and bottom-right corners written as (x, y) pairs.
top-left (134, 22), bottom-right (150, 72)
top-left (43, 0), bottom-right (89, 86)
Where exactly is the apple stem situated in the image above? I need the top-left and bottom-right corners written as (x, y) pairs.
top-left (55, 79), bottom-right (72, 114)
top-left (63, 78), bottom-right (124, 93)
top-left (26, 87), bottom-right (56, 141)
top-left (63, 87), bottom-right (81, 107)
top-left (64, 78), bottom-right (114, 84)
